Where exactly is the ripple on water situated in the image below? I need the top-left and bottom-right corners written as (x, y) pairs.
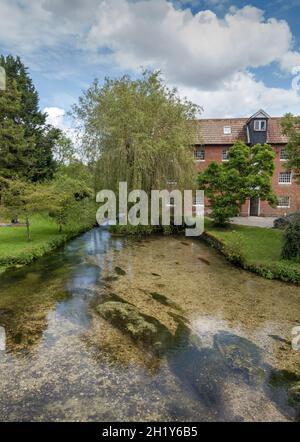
top-left (0, 229), bottom-right (299, 421)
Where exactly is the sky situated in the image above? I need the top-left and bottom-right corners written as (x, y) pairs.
top-left (1, 0), bottom-right (300, 134)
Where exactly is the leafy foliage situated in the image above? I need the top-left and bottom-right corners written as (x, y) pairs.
top-left (282, 220), bottom-right (300, 262)
top-left (73, 70), bottom-right (199, 195)
top-left (0, 78), bottom-right (34, 181)
top-left (0, 173), bottom-right (95, 239)
top-left (281, 113), bottom-right (300, 184)
top-left (0, 55), bottom-right (60, 181)
top-left (198, 141), bottom-right (277, 225)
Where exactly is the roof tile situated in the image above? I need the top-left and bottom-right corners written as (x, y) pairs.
top-left (194, 117), bottom-right (288, 145)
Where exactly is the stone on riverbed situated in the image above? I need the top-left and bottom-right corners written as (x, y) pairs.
top-left (213, 331), bottom-right (264, 384)
top-left (288, 382), bottom-right (300, 408)
top-left (115, 267), bottom-right (126, 276)
top-left (96, 301), bottom-right (173, 355)
top-left (149, 292), bottom-right (182, 311)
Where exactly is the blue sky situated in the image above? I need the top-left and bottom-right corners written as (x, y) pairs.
top-left (1, 0), bottom-right (300, 131)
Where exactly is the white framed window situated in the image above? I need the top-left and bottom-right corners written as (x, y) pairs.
top-left (194, 149), bottom-right (205, 161)
top-left (222, 148), bottom-right (229, 161)
top-left (280, 148), bottom-right (289, 161)
top-left (277, 196), bottom-right (290, 208)
top-left (193, 194), bottom-right (204, 206)
top-left (254, 120), bottom-right (267, 131)
top-left (166, 180), bottom-right (177, 186)
top-left (223, 126), bottom-right (231, 135)
top-left (279, 171), bottom-right (292, 184)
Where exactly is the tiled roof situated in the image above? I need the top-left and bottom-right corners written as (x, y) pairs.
top-left (194, 117), bottom-right (289, 145)
top-left (267, 118), bottom-right (289, 144)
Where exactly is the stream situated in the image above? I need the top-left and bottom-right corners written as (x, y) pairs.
top-left (0, 228), bottom-right (299, 422)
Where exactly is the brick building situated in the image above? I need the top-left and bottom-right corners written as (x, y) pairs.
top-left (194, 110), bottom-right (300, 217)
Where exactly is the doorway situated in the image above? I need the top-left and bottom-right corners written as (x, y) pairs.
top-left (249, 197), bottom-right (260, 216)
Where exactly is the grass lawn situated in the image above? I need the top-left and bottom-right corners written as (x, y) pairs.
top-left (0, 215), bottom-right (94, 271)
top-left (0, 216), bottom-right (63, 262)
top-left (205, 218), bottom-right (300, 275)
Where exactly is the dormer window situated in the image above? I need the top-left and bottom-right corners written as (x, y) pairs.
top-left (223, 126), bottom-right (231, 135)
top-left (254, 120), bottom-right (266, 131)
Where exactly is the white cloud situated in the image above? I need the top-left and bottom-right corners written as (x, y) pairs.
top-left (0, 0), bottom-right (98, 52)
top-left (1, 0), bottom-right (299, 88)
top-left (179, 71), bottom-right (300, 117)
top-left (1, 0), bottom-right (300, 117)
top-left (87, 1), bottom-right (298, 89)
top-left (44, 107), bottom-right (77, 142)
top-left (280, 51), bottom-right (300, 72)
top-left (44, 107), bottom-right (66, 128)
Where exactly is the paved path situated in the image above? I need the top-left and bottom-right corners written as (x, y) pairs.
top-left (230, 216), bottom-right (275, 228)
top-left (0, 223), bottom-right (26, 228)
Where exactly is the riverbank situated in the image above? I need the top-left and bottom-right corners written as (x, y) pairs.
top-left (0, 215), bottom-right (95, 273)
top-left (0, 229), bottom-right (299, 421)
top-left (204, 220), bottom-right (300, 285)
top-left (1, 217), bottom-right (299, 285)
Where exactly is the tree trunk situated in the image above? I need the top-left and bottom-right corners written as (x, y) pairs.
top-left (26, 217), bottom-right (31, 241)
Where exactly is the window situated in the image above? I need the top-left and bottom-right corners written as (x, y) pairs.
top-left (193, 194), bottom-right (204, 206)
top-left (279, 171), bottom-right (292, 184)
top-left (277, 196), bottom-right (290, 208)
top-left (166, 180), bottom-right (177, 186)
top-left (280, 148), bottom-right (289, 161)
top-left (223, 126), bottom-right (231, 135)
top-left (194, 149), bottom-right (205, 161)
top-left (254, 120), bottom-right (266, 131)
top-left (222, 148), bottom-right (229, 161)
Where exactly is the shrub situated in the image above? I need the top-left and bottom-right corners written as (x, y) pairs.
top-left (109, 224), bottom-right (158, 236)
top-left (109, 222), bottom-right (186, 237)
top-left (274, 212), bottom-right (300, 230)
top-left (282, 220), bottom-right (300, 262)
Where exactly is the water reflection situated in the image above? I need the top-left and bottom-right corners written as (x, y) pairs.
top-left (0, 228), bottom-right (299, 421)
top-left (0, 326), bottom-right (5, 351)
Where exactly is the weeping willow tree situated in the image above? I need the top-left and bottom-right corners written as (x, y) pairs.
top-left (73, 71), bottom-right (200, 195)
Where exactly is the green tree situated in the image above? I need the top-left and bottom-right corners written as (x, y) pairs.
top-left (0, 78), bottom-right (34, 182)
top-left (29, 174), bottom-right (94, 232)
top-left (73, 70), bottom-right (199, 195)
top-left (52, 130), bottom-right (76, 165)
top-left (0, 179), bottom-right (37, 240)
top-left (0, 55), bottom-right (58, 181)
top-left (281, 113), bottom-right (300, 183)
top-left (198, 141), bottom-right (277, 226)
top-left (1, 174), bottom-right (94, 239)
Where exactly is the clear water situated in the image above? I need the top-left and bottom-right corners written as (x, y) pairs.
top-left (0, 228), bottom-right (299, 422)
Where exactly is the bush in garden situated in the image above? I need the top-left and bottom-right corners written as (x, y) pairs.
top-left (282, 220), bottom-right (300, 262)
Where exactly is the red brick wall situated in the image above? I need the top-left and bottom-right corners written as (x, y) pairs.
top-left (194, 144), bottom-right (300, 217)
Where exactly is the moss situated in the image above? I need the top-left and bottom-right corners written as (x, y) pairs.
top-left (115, 266), bottom-right (126, 276)
top-left (289, 382), bottom-right (300, 405)
top-left (149, 292), bottom-right (182, 311)
top-left (102, 276), bottom-right (119, 282)
top-left (96, 301), bottom-right (174, 355)
top-left (269, 371), bottom-right (300, 413)
top-left (269, 370), bottom-right (300, 387)
top-left (168, 311), bottom-right (189, 324)
top-left (105, 293), bottom-right (134, 305)
top-left (213, 331), bottom-right (264, 384)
